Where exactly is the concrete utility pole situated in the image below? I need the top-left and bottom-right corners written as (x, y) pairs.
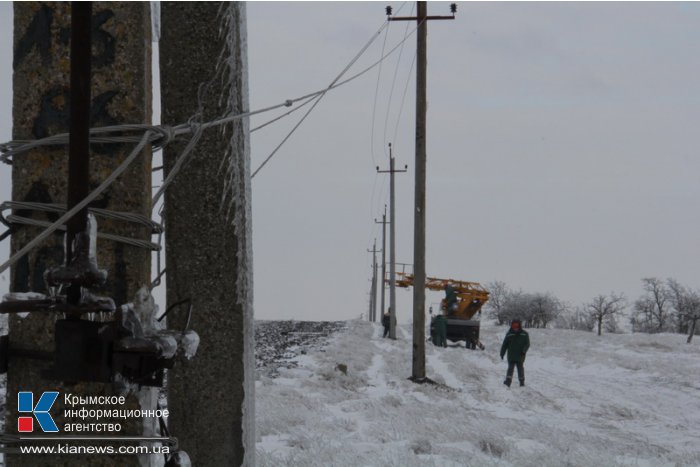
top-left (375, 206), bottom-right (388, 321)
top-left (367, 239), bottom-right (380, 322)
top-left (388, 1), bottom-right (455, 381)
top-left (8, 3), bottom-right (152, 465)
top-left (161, 3), bottom-right (254, 466)
top-left (373, 256), bottom-right (378, 322)
top-left (377, 143), bottom-right (407, 339)
top-left (366, 273), bottom-right (373, 321)
top-left (367, 260), bottom-right (374, 321)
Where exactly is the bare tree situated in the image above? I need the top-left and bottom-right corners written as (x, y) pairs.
top-left (500, 291), bottom-right (529, 326)
top-left (528, 292), bottom-right (563, 328)
top-left (499, 291), bottom-right (563, 329)
top-left (604, 313), bottom-right (621, 333)
top-left (555, 306), bottom-right (594, 331)
top-left (631, 297), bottom-right (654, 332)
top-left (685, 297), bottom-right (700, 344)
top-left (632, 278), bottom-right (671, 333)
top-left (585, 293), bottom-right (626, 336)
top-left (667, 278), bottom-right (700, 344)
top-left (667, 278), bottom-right (688, 333)
top-left (485, 281), bottom-right (511, 325)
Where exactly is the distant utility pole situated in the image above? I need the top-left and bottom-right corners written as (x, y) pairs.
top-left (377, 143), bottom-right (408, 339)
top-left (367, 239), bottom-right (381, 322)
top-left (375, 206), bottom-right (388, 322)
top-left (388, 1), bottom-right (456, 381)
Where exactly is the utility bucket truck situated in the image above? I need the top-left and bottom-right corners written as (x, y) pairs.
top-left (395, 272), bottom-right (489, 349)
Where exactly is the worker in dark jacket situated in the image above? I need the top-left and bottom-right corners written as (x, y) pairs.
top-left (434, 313), bottom-right (448, 347)
top-left (499, 319), bottom-right (530, 387)
top-left (382, 310), bottom-right (391, 338)
top-left (445, 285), bottom-right (458, 315)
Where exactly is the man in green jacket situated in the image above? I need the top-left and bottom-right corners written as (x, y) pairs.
top-left (445, 284), bottom-right (458, 315)
top-left (499, 319), bottom-right (530, 387)
top-left (434, 313), bottom-right (448, 348)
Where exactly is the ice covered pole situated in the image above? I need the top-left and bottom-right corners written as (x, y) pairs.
top-left (160, 2), bottom-right (255, 465)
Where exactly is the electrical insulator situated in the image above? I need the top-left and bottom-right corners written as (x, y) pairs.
top-left (450, 3), bottom-right (457, 14)
top-left (386, 5), bottom-right (393, 16)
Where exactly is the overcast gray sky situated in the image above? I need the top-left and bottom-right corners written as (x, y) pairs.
top-left (2, 2), bottom-right (700, 323)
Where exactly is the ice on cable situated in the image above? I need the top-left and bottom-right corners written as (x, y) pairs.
top-left (1, 292), bottom-right (50, 318)
top-left (179, 330), bottom-right (200, 359)
top-left (117, 287), bottom-right (198, 360)
top-left (3, 292), bottom-right (48, 301)
top-left (44, 214), bottom-right (108, 290)
top-left (132, 286), bottom-right (161, 334)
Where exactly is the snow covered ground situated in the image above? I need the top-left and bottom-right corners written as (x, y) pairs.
top-left (255, 320), bottom-right (347, 377)
top-left (255, 319), bottom-right (700, 466)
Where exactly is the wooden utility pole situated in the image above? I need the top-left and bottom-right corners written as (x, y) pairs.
top-left (375, 206), bottom-right (388, 321)
top-left (388, 1), bottom-right (455, 381)
top-left (377, 143), bottom-right (407, 339)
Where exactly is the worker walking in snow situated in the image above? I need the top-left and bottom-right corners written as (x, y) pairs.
top-left (382, 309), bottom-right (391, 338)
top-left (444, 284), bottom-right (458, 315)
top-left (434, 313), bottom-right (448, 347)
top-left (499, 319), bottom-right (530, 387)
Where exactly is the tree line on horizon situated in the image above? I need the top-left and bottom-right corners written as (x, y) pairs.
top-left (484, 278), bottom-right (699, 344)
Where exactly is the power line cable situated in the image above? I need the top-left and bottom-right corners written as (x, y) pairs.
top-left (251, 19), bottom-right (391, 178)
top-left (393, 51), bottom-right (417, 147)
top-left (370, 24), bottom-right (390, 166)
top-left (383, 3), bottom-right (414, 150)
top-left (0, 131), bottom-right (152, 275)
top-left (152, 125), bottom-right (204, 205)
top-left (250, 95), bottom-right (317, 133)
top-left (0, 10), bottom-right (436, 302)
top-left (251, 11), bottom-right (420, 178)
top-left (0, 15), bottom-right (429, 273)
top-left (2, 16), bottom-right (424, 175)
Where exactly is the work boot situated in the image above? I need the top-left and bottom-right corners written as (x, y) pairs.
top-left (519, 380), bottom-right (525, 387)
top-left (503, 378), bottom-right (511, 387)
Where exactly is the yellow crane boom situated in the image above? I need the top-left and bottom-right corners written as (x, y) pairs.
top-left (393, 272), bottom-right (490, 349)
top-left (395, 272), bottom-right (489, 320)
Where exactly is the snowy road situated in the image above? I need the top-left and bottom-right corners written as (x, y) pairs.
top-left (256, 319), bottom-right (700, 466)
